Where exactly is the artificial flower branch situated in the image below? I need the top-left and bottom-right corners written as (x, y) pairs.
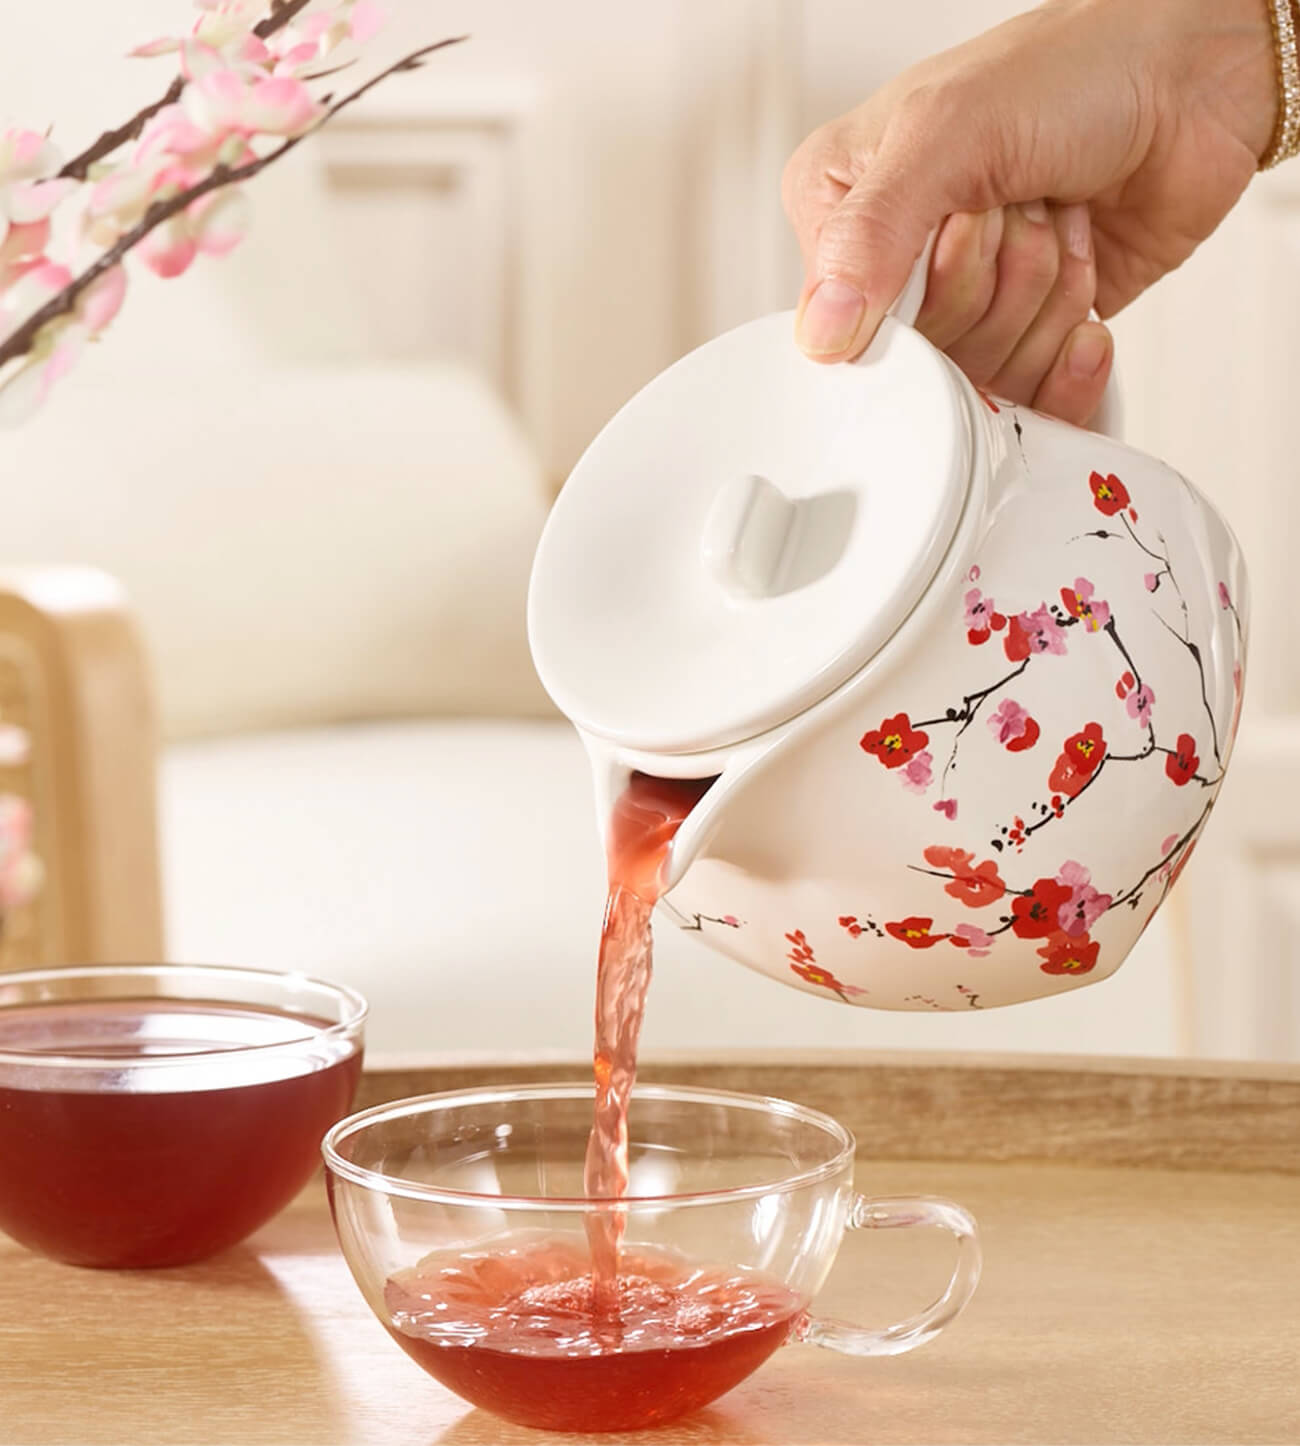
top-left (0, 1), bottom-right (464, 424)
top-left (57, 0), bottom-right (318, 182)
top-left (0, 36), bottom-right (463, 374)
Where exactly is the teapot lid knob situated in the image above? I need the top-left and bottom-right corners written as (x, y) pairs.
top-left (528, 313), bottom-right (976, 755)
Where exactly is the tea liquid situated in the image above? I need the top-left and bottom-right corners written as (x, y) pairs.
top-left (583, 774), bottom-right (713, 1309)
top-left (0, 998), bottom-right (362, 1267)
top-left (386, 1234), bottom-right (800, 1432)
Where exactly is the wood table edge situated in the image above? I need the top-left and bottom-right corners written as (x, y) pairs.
top-left (354, 1050), bottom-right (1300, 1175)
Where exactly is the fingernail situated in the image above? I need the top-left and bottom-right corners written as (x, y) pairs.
top-left (1067, 325), bottom-right (1110, 379)
top-left (980, 208), bottom-right (1004, 260)
top-left (796, 278), bottom-right (867, 355)
top-left (1063, 204), bottom-right (1092, 262)
top-left (1019, 198), bottom-right (1049, 225)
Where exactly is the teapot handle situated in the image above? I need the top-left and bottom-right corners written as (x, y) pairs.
top-left (888, 226), bottom-right (1124, 442)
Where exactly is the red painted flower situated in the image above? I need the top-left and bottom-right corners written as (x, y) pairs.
top-left (860, 712), bottom-right (929, 770)
top-left (1088, 470), bottom-right (1130, 516)
top-left (1048, 722), bottom-right (1107, 798)
top-left (923, 845), bottom-right (1006, 908)
top-left (789, 959), bottom-right (865, 998)
top-left (1166, 733), bottom-right (1199, 786)
top-left (1011, 877), bottom-right (1075, 939)
top-left (885, 916), bottom-right (949, 949)
top-left (1037, 932), bottom-right (1101, 975)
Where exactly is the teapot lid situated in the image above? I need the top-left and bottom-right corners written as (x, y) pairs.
top-left (527, 311), bottom-right (973, 755)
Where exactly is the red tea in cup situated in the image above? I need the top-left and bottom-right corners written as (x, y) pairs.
top-left (385, 1233), bottom-right (801, 1433)
top-left (0, 968), bottom-right (365, 1269)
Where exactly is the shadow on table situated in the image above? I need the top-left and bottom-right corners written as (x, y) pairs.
top-left (432, 1406), bottom-right (769, 1446)
top-left (3, 1243), bottom-right (345, 1446)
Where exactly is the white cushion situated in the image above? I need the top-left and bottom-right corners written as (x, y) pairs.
top-left (161, 718), bottom-right (1183, 1059)
top-left (0, 363), bottom-right (553, 739)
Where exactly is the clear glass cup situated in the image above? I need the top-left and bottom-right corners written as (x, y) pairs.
top-left (323, 1082), bottom-right (980, 1433)
top-left (0, 963), bottom-right (367, 1268)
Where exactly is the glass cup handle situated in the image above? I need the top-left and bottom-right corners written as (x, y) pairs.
top-left (796, 1194), bottom-right (982, 1358)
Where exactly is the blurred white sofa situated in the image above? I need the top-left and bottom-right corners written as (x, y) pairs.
top-left (0, 361), bottom-right (1187, 1060)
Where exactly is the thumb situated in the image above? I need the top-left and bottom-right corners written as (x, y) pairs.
top-left (794, 129), bottom-right (981, 363)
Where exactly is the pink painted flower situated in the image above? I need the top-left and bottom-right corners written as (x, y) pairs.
top-left (900, 749), bottom-right (934, 794)
top-left (964, 587), bottom-right (1006, 645)
top-left (1218, 581), bottom-right (1232, 610)
top-left (1125, 683), bottom-right (1155, 728)
top-left (1144, 572), bottom-right (1159, 592)
top-left (1055, 860), bottom-right (1111, 937)
top-left (932, 797), bottom-right (958, 821)
top-left (1060, 577), bottom-right (1111, 633)
top-left (950, 922), bottom-right (993, 957)
top-left (987, 698), bottom-right (1040, 751)
top-left (1004, 603), bottom-right (1068, 661)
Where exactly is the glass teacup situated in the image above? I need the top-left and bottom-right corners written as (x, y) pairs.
top-left (323, 1082), bottom-right (980, 1433)
top-left (0, 963), bottom-right (366, 1268)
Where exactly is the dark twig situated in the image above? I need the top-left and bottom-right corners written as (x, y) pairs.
top-left (2, 36), bottom-right (466, 371)
top-left (58, 0), bottom-right (318, 181)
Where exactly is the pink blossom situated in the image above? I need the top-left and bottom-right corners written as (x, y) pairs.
top-left (1060, 577), bottom-right (1111, 633)
top-left (932, 798), bottom-right (958, 820)
top-left (1055, 860), bottom-right (1111, 937)
top-left (244, 76), bottom-right (321, 135)
top-left (1012, 603), bottom-right (1069, 657)
top-left (76, 266), bottom-right (127, 333)
top-left (1144, 572), bottom-right (1159, 592)
top-left (0, 317), bottom-right (87, 428)
top-left (2, 260), bottom-right (73, 333)
top-left (350, 0), bottom-right (387, 43)
top-left (951, 922), bottom-right (993, 957)
top-left (900, 749), bottom-right (934, 794)
top-left (1125, 683), bottom-right (1155, 728)
top-left (1218, 581), bottom-right (1232, 610)
top-left (988, 698), bottom-right (1034, 746)
top-left (188, 188), bottom-right (251, 256)
top-left (138, 215), bottom-right (199, 278)
top-left (0, 129), bottom-right (61, 188)
top-left (0, 219), bottom-right (49, 269)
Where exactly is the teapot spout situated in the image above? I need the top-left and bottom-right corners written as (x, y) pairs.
top-left (577, 731), bottom-right (768, 896)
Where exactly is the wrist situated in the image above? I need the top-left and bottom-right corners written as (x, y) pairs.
top-left (1171, 0), bottom-right (1278, 162)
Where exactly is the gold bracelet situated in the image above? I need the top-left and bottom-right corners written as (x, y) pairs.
top-left (1261, 0), bottom-right (1300, 167)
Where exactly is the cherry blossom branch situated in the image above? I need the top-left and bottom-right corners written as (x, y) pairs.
top-left (913, 660), bottom-right (1032, 732)
top-left (1153, 611), bottom-right (1222, 766)
top-left (1107, 798), bottom-right (1213, 911)
top-left (0, 35), bottom-right (466, 372)
top-left (58, 0), bottom-right (317, 181)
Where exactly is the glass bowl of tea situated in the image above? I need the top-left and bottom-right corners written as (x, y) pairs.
top-left (323, 1083), bottom-right (981, 1434)
top-left (0, 963), bottom-right (366, 1269)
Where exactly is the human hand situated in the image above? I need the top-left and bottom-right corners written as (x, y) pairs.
top-left (783, 0), bottom-right (1277, 424)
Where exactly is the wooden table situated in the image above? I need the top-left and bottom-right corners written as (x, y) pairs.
top-left (4, 1052), bottom-right (1298, 1445)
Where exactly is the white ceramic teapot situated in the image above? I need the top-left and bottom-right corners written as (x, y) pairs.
top-left (528, 267), bottom-right (1247, 1012)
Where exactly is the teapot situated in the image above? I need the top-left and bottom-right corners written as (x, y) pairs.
top-left (527, 259), bottom-right (1247, 1012)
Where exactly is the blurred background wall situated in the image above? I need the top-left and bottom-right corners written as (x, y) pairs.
top-left (1, 1), bottom-right (1296, 1059)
